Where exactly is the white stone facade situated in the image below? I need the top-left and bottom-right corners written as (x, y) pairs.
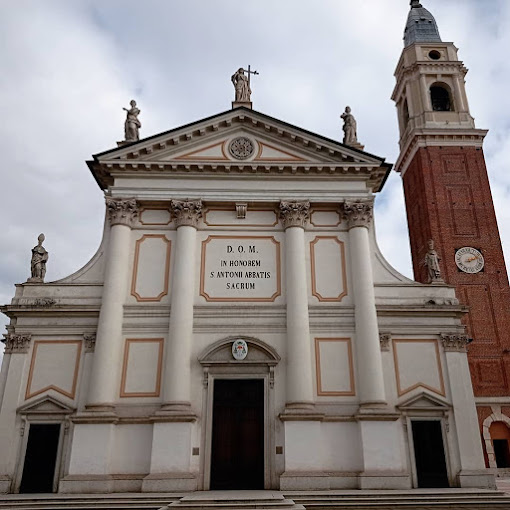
top-left (0, 108), bottom-right (494, 493)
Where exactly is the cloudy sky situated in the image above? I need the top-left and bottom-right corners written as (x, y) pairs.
top-left (1, 0), bottom-right (509, 359)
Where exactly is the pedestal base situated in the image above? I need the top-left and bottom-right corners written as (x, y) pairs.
top-left (457, 469), bottom-right (496, 489)
top-left (232, 101), bottom-right (252, 109)
top-left (141, 472), bottom-right (197, 492)
top-left (358, 472), bottom-right (412, 489)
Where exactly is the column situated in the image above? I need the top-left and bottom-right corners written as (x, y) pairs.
top-left (279, 201), bottom-right (314, 409)
top-left (144, 200), bottom-right (201, 492)
top-left (343, 199), bottom-right (385, 406)
top-left (441, 334), bottom-right (495, 488)
top-left (419, 74), bottom-right (430, 111)
top-left (161, 199), bottom-right (202, 411)
top-left (87, 198), bottom-right (138, 409)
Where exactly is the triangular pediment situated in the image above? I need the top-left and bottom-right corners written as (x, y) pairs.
top-left (18, 395), bottom-right (75, 415)
top-left (88, 108), bottom-right (391, 190)
top-left (397, 392), bottom-right (450, 411)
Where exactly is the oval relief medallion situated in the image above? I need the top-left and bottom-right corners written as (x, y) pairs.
top-left (228, 137), bottom-right (255, 160)
top-left (232, 339), bottom-right (248, 360)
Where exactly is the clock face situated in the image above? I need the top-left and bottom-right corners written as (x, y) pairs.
top-left (455, 247), bottom-right (484, 273)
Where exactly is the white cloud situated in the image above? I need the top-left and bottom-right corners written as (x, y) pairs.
top-left (1, 0), bottom-right (509, 363)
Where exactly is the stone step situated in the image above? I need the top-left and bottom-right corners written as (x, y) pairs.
top-left (165, 491), bottom-right (305, 510)
top-left (0, 493), bottom-right (180, 510)
top-left (2, 490), bottom-right (510, 510)
top-left (285, 488), bottom-right (510, 509)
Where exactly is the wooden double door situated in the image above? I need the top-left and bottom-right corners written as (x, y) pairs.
top-left (210, 379), bottom-right (265, 489)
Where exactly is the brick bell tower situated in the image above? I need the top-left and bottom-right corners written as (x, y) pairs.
top-left (393, 1), bottom-right (510, 417)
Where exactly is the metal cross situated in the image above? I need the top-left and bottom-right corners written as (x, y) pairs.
top-left (245, 65), bottom-right (259, 88)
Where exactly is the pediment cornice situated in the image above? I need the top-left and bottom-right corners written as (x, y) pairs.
top-left (88, 108), bottom-right (391, 191)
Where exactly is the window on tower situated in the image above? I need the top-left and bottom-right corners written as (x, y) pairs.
top-left (430, 84), bottom-right (453, 111)
top-left (402, 99), bottom-right (410, 129)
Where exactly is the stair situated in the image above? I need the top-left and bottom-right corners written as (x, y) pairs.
top-left (285, 488), bottom-right (510, 509)
top-left (2, 489), bottom-right (510, 510)
top-left (0, 493), bottom-right (182, 510)
top-left (164, 491), bottom-right (305, 510)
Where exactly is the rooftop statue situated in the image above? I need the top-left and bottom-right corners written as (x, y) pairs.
top-left (123, 100), bottom-right (141, 142)
top-left (231, 68), bottom-right (251, 103)
top-left (27, 233), bottom-right (48, 283)
top-left (340, 106), bottom-right (358, 145)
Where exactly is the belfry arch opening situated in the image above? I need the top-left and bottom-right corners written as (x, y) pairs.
top-left (402, 98), bottom-right (410, 130)
top-left (430, 83), bottom-right (453, 112)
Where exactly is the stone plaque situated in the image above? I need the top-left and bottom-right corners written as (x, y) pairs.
top-left (200, 236), bottom-right (281, 302)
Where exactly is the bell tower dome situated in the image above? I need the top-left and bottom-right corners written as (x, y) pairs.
top-left (393, 0), bottom-right (478, 153)
top-left (392, 0), bottom-right (510, 430)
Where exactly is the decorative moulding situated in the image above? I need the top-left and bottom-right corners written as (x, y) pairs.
top-left (310, 236), bottom-right (348, 302)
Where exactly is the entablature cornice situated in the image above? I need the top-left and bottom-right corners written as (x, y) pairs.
top-left (392, 61), bottom-right (467, 101)
top-left (98, 162), bottom-right (388, 193)
top-left (395, 129), bottom-right (488, 176)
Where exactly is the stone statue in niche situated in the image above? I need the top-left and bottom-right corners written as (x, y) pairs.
top-left (340, 106), bottom-right (358, 145)
top-left (123, 100), bottom-right (141, 141)
top-left (231, 68), bottom-right (251, 102)
top-left (27, 233), bottom-right (48, 283)
top-left (424, 239), bottom-right (444, 283)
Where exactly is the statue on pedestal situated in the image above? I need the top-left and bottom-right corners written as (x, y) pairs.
top-left (123, 100), bottom-right (141, 142)
top-left (424, 239), bottom-right (444, 283)
top-left (341, 106), bottom-right (358, 145)
top-left (27, 234), bottom-right (48, 283)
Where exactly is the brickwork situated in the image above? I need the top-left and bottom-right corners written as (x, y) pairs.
top-left (403, 146), bottom-right (510, 396)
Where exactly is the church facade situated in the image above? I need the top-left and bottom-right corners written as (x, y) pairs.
top-left (0, 1), bottom-right (507, 495)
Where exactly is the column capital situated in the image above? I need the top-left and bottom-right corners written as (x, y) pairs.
top-left (440, 333), bottom-right (470, 352)
top-left (170, 199), bottom-right (203, 228)
top-left (279, 200), bottom-right (310, 229)
top-left (2, 333), bottom-right (32, 354)
top-left (343, 199), bottom-right (373, 229)
top-left (105, 197), bottom-right (139, 227)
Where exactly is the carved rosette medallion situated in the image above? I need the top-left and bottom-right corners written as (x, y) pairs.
top-left (83, 333), bottom-right (96, 353)
top-left (379, 333), bottom-right (391, 352)
top-left (279, 201), bottom-right (310, 229)
top-left (440, 333), bottom-right (470, 352)
top-left (228, 137), bottom-right (255, 160)
top-left (343, 199), bottom-right (373, 229)
top-left (2, 334), bottom-right (32, 354)
top-left (106, 198), bottom-right (139, 227)
top-left (170, 199), bottom-right (203, 228)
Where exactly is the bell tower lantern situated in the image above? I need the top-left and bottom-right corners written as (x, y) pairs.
top-left (392, 0), bottom-right (510, 418)
top-left (393, 0), bottom-right (476, 148)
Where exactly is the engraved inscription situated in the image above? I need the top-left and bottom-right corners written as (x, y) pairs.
top-left (201, 236), bottom-right (281, 301)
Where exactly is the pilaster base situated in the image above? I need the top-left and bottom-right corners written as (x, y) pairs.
top-left (457, 469), bottom-right (496, 489)
top-left (0, 475), bottom-right (11, 494)
top-left (279, 402), bottom-right (324, 421)
top-left (154, 402), bottom-right (196, 422)
top-left (141, 472), bottom-right (197, 492)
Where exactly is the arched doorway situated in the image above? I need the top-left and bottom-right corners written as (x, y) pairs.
top-left (198, 336), bottom-right (280, 490)
top-left (490, 422), bottom-right (510, 468)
